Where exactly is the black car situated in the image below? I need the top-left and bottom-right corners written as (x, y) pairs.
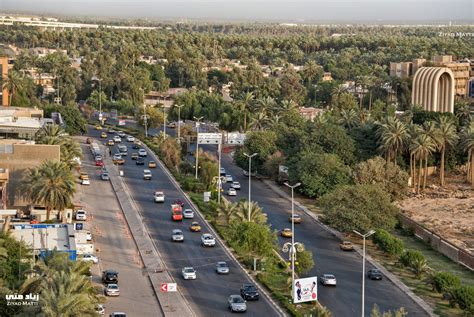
top-left (102, 270), bottom-right (119, 284)
top-left (136, 157), bottom-right (145, 165)
top-left (240, 283), bottom-right (259, 301)
top-left (367, 269), bottom-right (383, 280)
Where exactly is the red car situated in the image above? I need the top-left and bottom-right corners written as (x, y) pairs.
top-left (95, 160), bottom-right (104, 167)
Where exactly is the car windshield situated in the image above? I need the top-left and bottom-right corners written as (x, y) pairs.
top-left (325, 275), bottom-right (335, 279)
top-left (218, 262), bottom-right (227, 267)
top-left (232, 297), bottom-right (245, 303)
top-left (108, 285), bottom-right (118, 289)
top-left (244, 285), bottom-right (256, 292)
top-left (184, 268), bottom-right (194, 273)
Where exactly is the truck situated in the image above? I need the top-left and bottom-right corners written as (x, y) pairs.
top-left (171, 204), bottom-right (183, 221)
top-left (277, 165), bottom-right (289, 185)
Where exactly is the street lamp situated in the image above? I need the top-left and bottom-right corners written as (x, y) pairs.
top-left (243, 152), bottom-right (257, 221)
top-left (91, 76), bottom-right (102, 123)
top-left (143, 103), bottom-right (148, 138)
top-left (284, 182), bottom-right (301, 300)
top-left (194, 116), bottom-right (204, 179)
top-left (282, 240), bottom-right (305, 303)
top-left (353, 229), bottom-right (376, 317)
top-left (161, 104), bottom-right (167, 139)
top-left (175, 104), bottom-right (184, 144)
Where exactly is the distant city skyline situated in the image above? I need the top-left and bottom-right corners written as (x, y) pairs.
top-left (1, 0), bottom-right (473, 23)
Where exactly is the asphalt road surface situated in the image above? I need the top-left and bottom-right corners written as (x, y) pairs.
top-left (77, 138), bottom-right (162, 316)
top-left (88, 128), bottom-right (281, 317)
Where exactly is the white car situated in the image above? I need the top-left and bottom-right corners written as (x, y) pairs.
top-left (154, 191), bottom-right (165, 203)
top-left (227, 188), bottom-right (237, 196)
top-left (113, 135), bottom-right (121, 143)
top-left (225, 174), bottom-right (233, 183)
top-left (86, 231), bottom-right (92, 241)
top-left (117, 131), bottom-right (126, 138)
top-left (182, 267), bottom-right (197, 280)
top-left (172, 229), bottom-right (184, 242)
top-left (320, 274), bottom-right (337, 286)
top-left (104, 283), bottom-right (120, 296)
top-left (81, 254), bottom-right (98, 264)
top-left (220, 167), bottom-right (226, 176)
top-left (138, 149), bottom-right (147, 157)
top-left (230, 181), bottom-right (241, 189)
top-left (143, 169), bottom-right (152, 180)
top-left (201, 233), bottom-right (216, 247)
top-left (183, 209), bottom-right (194, 219)
top-left (81, 178), bottom-right (90, 185)
top-left (126, 135), bottom-right (135, 142)
top-left (75, 210), bottom-right (87, 221)
top-left (118, 145), bottom-right (128, 156)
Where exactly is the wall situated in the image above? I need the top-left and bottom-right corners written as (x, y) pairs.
top-left (0, 57), bottom-right (9, 106)
top-left (398, 214), bottom-right (473, 271)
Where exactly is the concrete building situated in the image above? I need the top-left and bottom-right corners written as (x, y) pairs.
top-left (0, 107), bottom-right (46, 139)
top-left (432, 55), bottom-right (471, 97)
top-left (299, 107), bottom-right (325, 121)
top-left (0, 57), bottom-right (9, 106)
top-left (412, 67), bottom-right (455, 113)
top-left (322, 72), bottom-right (333, 81)
top-left (144, 88), bottom-right (188, 107)
top-left (389, 59), bottom-right (426, 79)
top-left (0, 168), bottom-right (8, 209)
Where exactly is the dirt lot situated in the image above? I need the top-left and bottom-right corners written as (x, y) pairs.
top-left (397, 175), bottom-right (474, 253)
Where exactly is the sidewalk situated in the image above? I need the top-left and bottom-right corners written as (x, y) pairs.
top-left (260, 179), bottom-right (435, 317)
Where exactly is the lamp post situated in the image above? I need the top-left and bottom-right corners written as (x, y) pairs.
top-left (284, 182), bottom-right (301, 300)
top-left (161, 104), bottom-right (167, 139)
top-left (175, 104), bottom-right (184, 144)
top-left (353, 229), bottom-right (376, 317)
top-left (143, 103), bottom-right (148, 138)
top-left (243, 153), bottom-right (257, 221)
top-left (194, 116), bottom-right (204, 179)
top-left (91, 76), bottom-right (102, 123)
top-left (282, 241), bottom-right (304, 302)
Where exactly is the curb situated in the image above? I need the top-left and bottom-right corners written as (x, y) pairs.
top-left (141, 141), bottom-right (288, 317)
top-left (260, 179), bottom-right (436, 317)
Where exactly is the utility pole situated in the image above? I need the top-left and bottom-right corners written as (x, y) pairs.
top-left (175, 104), bottom-right (184, 144)
top-left (194, 116), bottom-right (204, 179)
top-left (162, 104), bottom-right (167, 138)
top-left (284, 182), bottom-right (301, 300)
top-left (143, 103), bottom-right (148, 138)
top-left (243, 153), bottom-right (258, 221)
top-left (353, 229), bottom-right (376, 317)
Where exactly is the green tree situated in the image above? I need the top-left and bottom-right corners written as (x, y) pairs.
top-left (295, 249), bottom-right (314, 275)
top-left (377, 117), bottom-right (408, 165)
top-left (137, 106), bottom-right (165, 129)
top-left (233, 201), bottom-right (268, 224)
top-left (431, 272), bottom-right (461, 294)
top-left (308, 123), bottom-right (356, 164)
top-left (399, 250), bottom-right (428, 279)
top-left (436, 116), bottom-right (459, 186)
top-left (370, 304), bottom-right (407, 317)
top-left (158, 137), bottom-right (181, 173)
top-left (226, 221), bottom-right (276, 258)
top-left (2, 70), bottom-right (24, 107)
top-left (235, 130), bottom-right (277, 173)
top-left (319, 184), bottom-right (399, 232)
top-left (41, 103), bottom-right (87, 135)
top-left (372, 229), bottom-right (404, 256)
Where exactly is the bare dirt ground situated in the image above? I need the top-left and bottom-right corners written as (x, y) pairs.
top-left (397, 174), bottom-right (474, 253)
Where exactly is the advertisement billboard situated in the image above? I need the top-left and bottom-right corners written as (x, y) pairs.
top-left (293, 276), bottom-right (317, 303)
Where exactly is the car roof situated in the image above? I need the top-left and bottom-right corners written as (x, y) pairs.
top-left (144, 169), bottom-right (151, 172)
top-left (104, 270), bottom-right (118, 274)
top-left (323, 274), bottom-right (335, 277)
top-left (191, 221), bottom-right (199, 225)
top-left (173, 229), bottom-right (182, 233)
top-left (183, 267), bottom-right (194, 270)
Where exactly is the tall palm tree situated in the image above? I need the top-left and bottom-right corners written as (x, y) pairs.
top-left (277, 99), bottom-right (298, 115)
top-left (237, 92), bottom-right (254, 132)
top-left (217, 199), bottom-right (237, 225)
top-left (38, 124), bottom-right (66, 145)
top-left (61, 139), bottom-right (83, 170)
top-left (233, 201), bottom-right (267, 224)
top-left (410, 135), bottom-right (436, 193)
top-left (249, 111), bottom-right (269, 131)
top-left (460, 123), bottom-right (474, 185)
top-left (255, 96), bottom-right (276, 114)
top-left (2, 70), bottom-right (24, 106)
top-left (377, 117), bottom-right (409, 165)
top-left (338, 109), bottom-right (359, 129)
top-left (436, 117), bottom-right (458, 186)
top-left (301, 60), bottom-right (321, 87)
top-left (21, 160), bottom-right (76, 221)
top-left (408, 123), bottom-right (422, 188)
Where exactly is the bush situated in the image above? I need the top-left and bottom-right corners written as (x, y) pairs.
top-left (373, 229), bottom-right (404, 256)
top-left (295, 250), bottom-right (314, 275)
top-left (452, 285), bottom-right (474, 312)
top-left (399, 249), bottom-right (428, 278)
top-left (432, 272), bottom-right (461, 294)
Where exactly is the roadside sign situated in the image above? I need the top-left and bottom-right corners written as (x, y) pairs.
top-left (118, 120), bottom-right (126, 126)
top-left (225, 132), bottom-right (246, 145)
top-left (293, 276), bottom-right (317, 303)
top-left (161, 283), bottom-right (177, 292)
top-left (197, 133), bottom-right (222, 144)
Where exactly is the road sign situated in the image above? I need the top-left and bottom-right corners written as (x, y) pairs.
top-left (160, 283), bottom-right (177, 292)
top-left (225, 132), bottom-right (246, 145)
top-left (293, 276), bottom-right (317, 303)
top-left (197, 133), bottom-right (222, 144)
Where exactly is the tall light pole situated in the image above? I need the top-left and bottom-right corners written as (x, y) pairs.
top-left (175, 104), bottom-right (184, 144)
top-left (243, 153), bottom-right (258, 221)
top-left (284, 182), bottom-right (301, 299)
top-left (353, 229), bottom-right (376, 317)
top-left (194, 116), bottom-right (204, 179)
top-left (143, 103), bottom-right (148, 138)
top-left (161, 104), bottom-right (167, 139)
top-left (282, 241), bottom-right (304, 303)
top-left (91, 76), bottom-right (102, 123)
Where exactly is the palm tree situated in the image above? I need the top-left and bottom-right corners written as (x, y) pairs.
top-left (436, 117), bottom-right (458, 186)
top-left (255, 96), bottom-right (276, 114)
top-left (21, 160), bottom-right (76, 221)
top-left (277, 99), bottom-right (298, 115)
top-left (38, 124), bottom-right (66, 145)
top-left (237, 92), bottom-right (254, 132)
top-left (234, 201), bottom-right (267, 224)
top-left (217, 199), bottom-right (237, 225)
top-left (61, 139), bottom-right (83, 170)
top-left (2, 70), bottom-right (24, 106)
top-left (408, 123), bottom-right (422, 188)
top-left (460, 123), bottom-right (474, 185)
top-left (301, 60), bottom-right (321, 87)
top-left (338, 109), bottom-right (359, 129)
top-left (377, 117), bottom-right (409, 165)
top-left (249, 111), bottom-right (269, 131)
top-left (410, 135), bottom-right (436, 193)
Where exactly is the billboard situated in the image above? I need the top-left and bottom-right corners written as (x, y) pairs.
top-left (197, 133), bottom-right (222, 144)
top-left (293, 276), bottom-right (317, 303)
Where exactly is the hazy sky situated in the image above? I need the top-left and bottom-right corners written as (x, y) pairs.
top-left (1, 0), bottom-right (473, 22)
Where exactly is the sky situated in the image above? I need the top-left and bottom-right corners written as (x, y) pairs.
top-left (1, 0), bottom-right (473, 23)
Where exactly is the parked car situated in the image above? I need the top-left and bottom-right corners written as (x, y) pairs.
top-left (227, 188), bottom-right (237, 196)
top-left (86, 231), bottom-right (92, 241)
top-left (138, 149), bottom-right (147, 157)
top-left (201, 233), bottom-right (216, 247)
top-left (81, 178), bottom-right (90, 185)
top-left (288, 214), bottom-right (302, 224)
top-left (182, 267), bottom-right (196, 280)
top-left (230, 181), bottom-right (241, 189)
top-left (240, 283), bottom-right (259, 301)
top-left (280, 228), bottom-right (292, 238)
top-left (136, 157), bottom-right (145, 165)
top-left (183, 209), bottom-right (194, 219)
top-left (104, 283), bottom-right (120, 296)
top-left (167, 122), bottom-right (177, 128)
top-left (102, 270), bottom-right (119, 284)
top-left (80, 254), bottom-right (98, 264)
top-left (113, 136), bottom-right (121, 143)
top-left (225, 174), bottom-right (233, 183)
top-left (228, 295), bottom-right (247, 313)
top-left (189, 221), bottom-right (201, 232)
top-left (367, 269), bottom-right (383, 280)
top-left (320, 274), bottom-right (337, 286)
top-left (131, 153), bottom-right (139, 160)
top-left (148, 161), bottom-right (157, 168)
top-left (75, 210), bottom-right (87, 221)
top-left (216, 261), bottom-right (229, 274)
top-left (339, 241), bottom-right (354, 251)
top-left (126, 135), bottom-right (135, 142)
top-left (172, 229), bottom-right (184, 242)
top-left (143, 169), bottom-right (152, 180)
top-left (154, 191), bottom-right (165, 203)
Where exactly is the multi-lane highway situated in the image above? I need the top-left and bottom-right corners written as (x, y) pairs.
top-left (88, 128), bottom-right (282, 317)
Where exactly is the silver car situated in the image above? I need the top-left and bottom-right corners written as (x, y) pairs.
top-left (228, 295), bottom-right (247, 313)
top-left (183, 209), bottom-right (194, 219)
top-left (320, 274), bottom-right (337, 286)
top-left (216, 261), bottom-right (229, 274)
top-left (172, 229), bottom-right (184, 242)
top-left (104, 283), bottom-right (120, 296)
top-left (182, 267), bottom-right (197, 280)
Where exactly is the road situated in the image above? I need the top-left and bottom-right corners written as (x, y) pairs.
top-left (215, 148), bottom-right (429, 316)
top-left (88, 128), bottom-right (281, 317)
top-left (76, 137), bottom-right (162, 316)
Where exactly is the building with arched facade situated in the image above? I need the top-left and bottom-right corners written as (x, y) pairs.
top-left (411, 67), bottom-right (455, 113)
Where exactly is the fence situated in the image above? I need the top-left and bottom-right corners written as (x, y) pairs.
top-left (398, 214), bottom-right (474, 271)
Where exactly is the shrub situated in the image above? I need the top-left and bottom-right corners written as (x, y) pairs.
top-left (295, 250), bottom-right (314, 275)
top-left (452, 285), bottom-right (474, 312)
top-left (432, 272), bottom-right (461, 293)
top-left (399, 250), bottom-right (428, 278)
top-left (373, 229), bottom-right (404, 256)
